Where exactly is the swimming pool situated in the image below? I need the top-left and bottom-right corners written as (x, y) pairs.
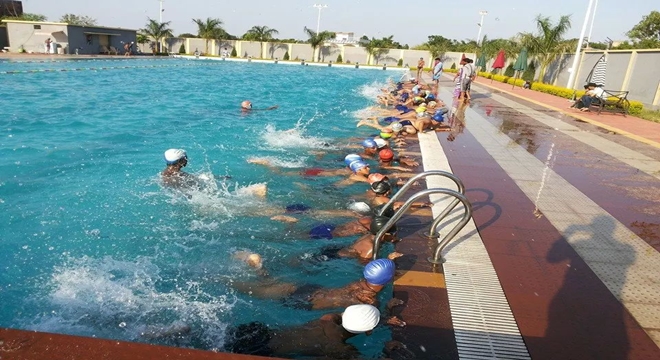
top-left (0, 58), bottom-right (401, 356)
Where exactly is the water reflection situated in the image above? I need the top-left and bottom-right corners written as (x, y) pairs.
top-left (447, 99), bottom-right (468, 142)
top-left (533, 138), bottom-right (558, 218)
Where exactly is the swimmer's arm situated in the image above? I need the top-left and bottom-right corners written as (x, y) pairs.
top-left (380, 165), bottom-right (412, 172)
top-left (336, 247), bottom-right (357, 258)
top-left (311, 209), bottom-right (360, 218)
top-left (250, 105), bottom-right (279, 111)
top-left (333, 178), bottom-right (356, 187)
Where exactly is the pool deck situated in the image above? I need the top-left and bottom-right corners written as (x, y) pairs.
top-left (387, 73), bottom-right (660, 359)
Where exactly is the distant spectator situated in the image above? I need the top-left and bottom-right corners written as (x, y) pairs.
top-left (431, 57), bottom-right (443, 95)
top-left (222, 47), bottom-right (229, 57)
top-left (45, 38), bottom-right (52, 54)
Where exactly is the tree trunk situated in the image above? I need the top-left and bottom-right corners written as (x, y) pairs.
top-left (538, 63), bottom-right (548, 84)
top-left (260, 42), bottom-right (264, 59)
top-left (205, 40), bottom-right (209, 55)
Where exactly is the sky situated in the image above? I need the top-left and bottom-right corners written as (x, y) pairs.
top-left (19, 0), bottom-right (656, 45)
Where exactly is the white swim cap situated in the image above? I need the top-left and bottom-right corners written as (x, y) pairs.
top-left (342, 304), bottom-right (380, 334)
top-left (349, 201), bottom-right (372, 215)
top-left (374, 138), bottom-right (388, 149)
top-left (391, 122), bottom-right (403, 132)
top-left (164, 149), bottom-right (187, 164)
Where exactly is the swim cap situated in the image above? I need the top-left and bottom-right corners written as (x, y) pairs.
top-left (349, 160), bottom-right (369, 173)
top-left (432, 113), bottom-right (444, 122)
top-left (438, 106), bottom-right (449, 115)
top-left (309, 223), bottom-right (336, 240)
top-left (368, 173), bottom-right (387, 184)
top-left (379, 149), bottom-right (394, 162)
top-left (374, 138), bottom-right (388, 149)
top-left (164, 149), bottom-right (187, 164)
top-left (344, 154), bottom-right (362, 166)
top-left (363, 259), bottom-right (396, 285)
top-left (380, 132), bottom-right (393, 139)
top-left (370, 180), bottom-right (391, 195)
top-left (348, 201), bottom-right (372, 215)
top-left (370, 215), bottom-right (397, 235)
top-left (241, 100), bottom-right (252, 109)
top-left (416, 106), bottom-right (427, 114)
top-left (391, 122), bottom-right (403, 132)
top-left (428, 101), bottom-right (437, 108)
top-left (362, 139), bottom-right (377, 149)
top-left (373, 204), bottom-right (395, 218)
top-left (342, 304), bottom-right (380, 334)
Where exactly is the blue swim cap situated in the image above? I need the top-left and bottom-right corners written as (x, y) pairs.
top-left (363, 259), bottom-right (396, 285)
top-left (285, 204), bottom-right (312, 214)
top-left (362, 139), bottom-right (377, 148)
top-left (349, 160), bottom-right (368, 173)
top-left (344, 154), bottom-right (362, 166)
top-left (432, 113), bottom-right (444, 122)
top-left (309, 223), bottom-right (336, 239)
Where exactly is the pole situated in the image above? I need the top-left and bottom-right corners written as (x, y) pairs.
top-left (587, 0), bottom-right (599, 44)
top-left (476, 11), bottom-right (487, 45)
top-left (313, 4), bottom-right (327, 33)
top-left (159, 0), bottom-right (163, 24)
top-left (566, 0), bottom-right (595, 90)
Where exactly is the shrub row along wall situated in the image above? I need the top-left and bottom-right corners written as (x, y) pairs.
top-left (473, 70), bottom-right (645, 114)
top-left (138, 37), bottom-right (474, 69)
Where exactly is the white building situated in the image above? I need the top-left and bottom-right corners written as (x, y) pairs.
top-left (325, 31), bottom-right (361, 47)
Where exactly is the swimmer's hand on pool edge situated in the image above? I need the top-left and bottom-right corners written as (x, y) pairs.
top-left (266, 105), bottom-right (279, 110)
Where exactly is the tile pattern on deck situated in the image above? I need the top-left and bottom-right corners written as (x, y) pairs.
top-left (417, 129), bottom-right (531, 360)
top-left (436, 88), bottom-right (660, 346)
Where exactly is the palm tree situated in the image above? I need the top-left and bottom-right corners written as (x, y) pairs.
top-left (140, 18), bottom-right (173, 53)
top-left (363, 38), bottom-right (389, 65)
top-left (519, 14), bottom-right (573, 83)
top-left (245, 26), bottom-right (279, 58)
top-left (303, 27), bottom-right (335, 61)
top-left (193, 18), bottom-right (225, 55)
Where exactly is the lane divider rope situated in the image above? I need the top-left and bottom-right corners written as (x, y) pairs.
top-left (0, 62), bottom-right (222, 75)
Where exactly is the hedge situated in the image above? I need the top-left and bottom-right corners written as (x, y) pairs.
top-left (477, 71), bottom-right (644, 115)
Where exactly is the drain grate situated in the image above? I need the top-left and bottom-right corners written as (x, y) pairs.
top-left (418, 130), bottom-right (531, 360)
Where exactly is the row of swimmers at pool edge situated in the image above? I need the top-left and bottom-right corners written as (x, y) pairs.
top-left (158, 80), bottom-right (449, 358)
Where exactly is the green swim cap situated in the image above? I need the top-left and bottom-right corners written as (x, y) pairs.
top-left (380, 132), bottom-right (393, 139)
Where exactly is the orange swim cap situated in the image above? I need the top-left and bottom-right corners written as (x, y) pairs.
top-left (379, 149), bottom-right (394, 162)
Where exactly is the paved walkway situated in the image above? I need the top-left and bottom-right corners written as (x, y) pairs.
top-left (473, 76), bottom-right (660, 147)
top-left (396, 72), bottom-right (660, 359)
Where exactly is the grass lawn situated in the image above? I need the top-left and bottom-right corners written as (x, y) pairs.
top-left (638, 109), bottom-right (660, 123)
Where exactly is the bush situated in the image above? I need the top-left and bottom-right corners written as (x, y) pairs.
top-left (178, 44), bottom-right (186, 54)
top-left (443, 68), bottom-right (458, 74)
top-left (504, 63), bottom-right (515, 77)
top-left (476, 70), bottom-right (646, 115)
top-left (230, 47), bottom-right (237, 57)
top-left (522, 61), bottom-right (536, 83)
top-left (283, 51), bottom-right (290, 61)
top-left (397, 58), bottom-right (403, 66)
top-left (450, 62), bottom-right (456, 70)
top-left (336, 54), bottom-right (343, 63)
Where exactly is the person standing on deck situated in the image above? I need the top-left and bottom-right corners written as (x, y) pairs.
top-left (44, 38), bottom-right (52, 54)
top-left (431, 57), bottom-right (443, 96)
top-left (416, 57), bottom-right (425, 80)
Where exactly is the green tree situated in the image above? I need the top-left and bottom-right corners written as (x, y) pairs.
top-left (480, 35), bottom-right (521, 61)
top-left (193, 18), bottom-right (225, 54)
top-left (519, 14), bottom-right (573, 83)
top-left (336, 54), bottom-right (343, 63)
top-left (136, 34), bottom-right (150, 45)
top-left (364, 37), bottom-right (389, 64)
top-left (413, 35), bottom-right (454, 57)
top-left (178, 33), bottom-right (198, 38)
top-left (303, 27), bottom-right (335, 61)
top-left (522, 61), bottom-right (536, 82)
top-left (140, 18), bottom-right (173, 53)
top-left (230, 47), bottom-right (237, 57)
top-left (244, 26), bottom-right (279, 58)
top-left (3, 13), bottom-right (47, 21)
top-left (504, 63), bottom-right (515, 77)
top-left (178, 44), bottom-right (186, 54)
top-left (59, 14), bottom-right (96, 26)
top-left (627, 11), bottom-right (660, 44)
top-left (283, 51), bottom-right (290, 60)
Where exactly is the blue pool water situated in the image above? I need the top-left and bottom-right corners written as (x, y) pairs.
top-left (0, 58), bottom-right (401, 356)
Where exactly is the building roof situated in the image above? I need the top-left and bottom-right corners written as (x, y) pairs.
top-left (1, 19), bottom-right (137, 32)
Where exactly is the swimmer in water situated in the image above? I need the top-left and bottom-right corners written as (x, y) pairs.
top-left (223, 304), bottom-right (405, 358)
top-left (247, 158), bottom-right (351, 177)
top-left (335, 215), bottom-right (404, 261)
top-left (367, 180), bottom-right (432, 209)
top-left (161, 149), bottom-right (198, 188)
top-left (377, 148), bottom-right (419, 169)
top-left (241, 100), bottom-right (279, 112)
top-left (232, 259), bottom-right (403, 311)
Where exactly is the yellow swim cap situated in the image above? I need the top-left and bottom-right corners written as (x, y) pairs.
top-left (380, 132), bottom-right (393, 139)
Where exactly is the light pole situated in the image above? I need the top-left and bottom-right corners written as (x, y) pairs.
top-left (476, 11), bottom-right (488, 45)
top-left (587, 0), bottom-right (599, 44)
top-left (159, 0), bottom-right (164, 23)
top-left (313, 4), bottom-right (328, 34)
top-left (566, 0), bottom-right (595, 89)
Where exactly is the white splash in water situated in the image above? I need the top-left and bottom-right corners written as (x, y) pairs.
top-left (351, 107), bottom-right (381, 120)
top-left (261, 124), bottom-right (331, 149)
top-left (357, 79), bottom-right (389, 100)
top-left (30, 256), bottom-right (235, 348)
top-left (246, 155), bottom-right (306, 168)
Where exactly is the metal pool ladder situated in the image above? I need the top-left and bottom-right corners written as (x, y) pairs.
top-left (372, 172), bottom-right (473, 264)
top-left (377, 170), bottom-right (466, 239)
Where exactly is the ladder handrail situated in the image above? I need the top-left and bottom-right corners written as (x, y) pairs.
top-left (377, 171), bottom-right (465, 227)
top-left (429, 191), bottom-right (473, 264)
top-left (372, 188), bottom-right (471, 262)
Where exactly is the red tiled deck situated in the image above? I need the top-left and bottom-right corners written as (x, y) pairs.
top-left (473, 76), bottom-right (660, 146)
